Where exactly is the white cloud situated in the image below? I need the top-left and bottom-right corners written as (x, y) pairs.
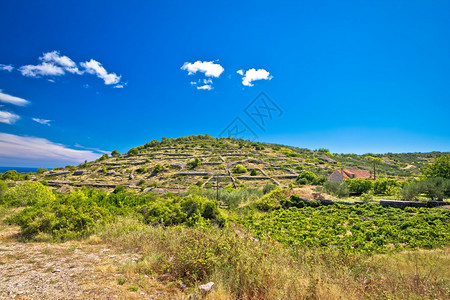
top-left (41, 51), bottom-right (81, 74)
top-left (0, 133), bottom-right (104, 167)
top-left (0, 64), bottom-right (13, 72)
top-left (16, 51), bottom-right (123, 87)
top-left (203, 78), bottom-right (213, 84)
top-left (19, 62), bottom-right (65, 77)
top-left (32, 118), bottom-right (51, 126)
top-left (0, 111), bottom-right (20, 125)
top-left (197, 84), bottom-right (212, 90)
top-left (190, 81), bottom-right (197, 85)
top-left (113, 84), bottom-right (124, 89)
top-left (238, 68), bottom-right (273, 87)
top-left (181, 61), bottom-right (224, 78)
top-left (80, 59), bottom-right (121, 85)
top-left (236, 69), bottom-right (244, 76)
top-left (0, 90), bottom-right (30, 106)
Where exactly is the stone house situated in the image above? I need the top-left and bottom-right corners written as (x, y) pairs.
top-left (328, 168), bottom-right (372, 183)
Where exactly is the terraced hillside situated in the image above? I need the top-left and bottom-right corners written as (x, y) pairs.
top-left (24, 135), bottom-right (448, 193)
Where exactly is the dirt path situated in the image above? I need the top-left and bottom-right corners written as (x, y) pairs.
top-left (0, 228), bottom-right (179, 299)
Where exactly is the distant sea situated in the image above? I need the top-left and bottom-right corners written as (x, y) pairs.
top-left (0, 167), bottom-right (39, 173)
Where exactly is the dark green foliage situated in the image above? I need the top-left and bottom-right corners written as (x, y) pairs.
top-left (136, 166), bottom-right (148, 174)
top-left (153, 163), bottom-right (162, 173)
top-left (140, 194), bottom-right (225, 227)
top-left (345, 178), bottom-right (373, 195)
top-left (250, 169), bottom-right (258, 176)
top-left (401, 182), bottom-right (423, 201)
top-left (127, 148), bottom-right (139, 156)
top-left (323, 181), bottom-right (349, 198)
top-left (111, 149), bottom-right (120, 157)
top-left (232, 164), bottom-right (248, 174)
top-left (241, 204), bottom-right (450, 253)
top-left (420, 177), bottom-right (450, 201)
top-left (422, 154), bottom-right (450, 179)
top-left (1, 170), bottom-right (21, 181)
top-left (187, 157), bottom-right (201, 169)
top-left (37, 168), bottom-right (48, 174)
top-left (7, 190), bottom-right (114, 241)
top-left (373, 178), bottom-right (400, 195)
top-left (296, 171), bottom-right (325, 185)
top-left (263, 183), bottom-right (277, 194)
top-left (2, 182), bottom-right (55, 206)
top-left (0, 180), bottom-right (7, 200)
top-left (98, 154), bottom-right (109, 161)
top-left (254, 188), bottom-right (287, 211)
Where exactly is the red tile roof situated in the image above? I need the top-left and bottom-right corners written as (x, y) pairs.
top-left (338, 169), bottom-right (372, 179)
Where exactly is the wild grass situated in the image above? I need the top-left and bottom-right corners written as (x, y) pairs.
top-left (98, 216), bottom-right (450, 299)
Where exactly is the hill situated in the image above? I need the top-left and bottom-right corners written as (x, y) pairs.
top-left (24, 134), bottom-right (448, 193)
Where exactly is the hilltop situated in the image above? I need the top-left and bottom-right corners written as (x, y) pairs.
top-left (24, 134), bottom-right (447, 193)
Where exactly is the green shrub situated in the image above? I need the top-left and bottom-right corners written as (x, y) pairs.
top-left (263, 183), bottom-right (277, 194)
top-left (401, 182), bottom-right (422, 201)
top-left (2, 182), bottom-right (55, 206)
top-left (7, 190), bottom-right (114, 241)
top-left (37, 168), bottom-right (48, 174)
top-left (250, 169), bottom-right (258, 176)
top-left (140, 194), bottom-right (225, 227)
top-left (420, 177), bottom-right (450, 201)
top-left (111, 149), bottom-right (120, 157)
top-left (0, 180), bottom-right (7, 200)
top-left (136, 166), bottom-right (148, 174)
top-left (422, 154), bottom-right (450, 179)
top-left (232, 164), bottom-right (248, 174)
top-left (153, 163), bottom-right (162, 173)
top-left (345, 178), bottom-right (373, 195)
top-left (373, 178), bottom-right (400, 195)
top-left (187, 157), bottom-right (201, 169)
top-left (323, 181), bottom-right (349, 198)
top-left (1, 170), bottom-right (21, 181)
top-left (255, 188), bottom-right (287, 211)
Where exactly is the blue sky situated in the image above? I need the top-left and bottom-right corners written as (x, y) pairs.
top-left (0, 0), bottom-right (449, 167)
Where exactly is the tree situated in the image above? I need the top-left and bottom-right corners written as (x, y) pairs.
top-left (365, 156), bottom-right (382, 180)
top-left (232, 164), bottom-right (248, 174)
top-left (296, 171), bottom-right (317, 185)
top-left (111, 149), bottom-right (120, 157)
top-left (422, 154), bottom-right (450, 179)
top-left (187, 157), bottom-right (201, 169)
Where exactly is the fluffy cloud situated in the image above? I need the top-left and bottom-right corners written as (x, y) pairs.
top-left (19, 62), bottom-right (65, 77)
top-left (197, 84), bottom-right (212, 90)
top-left (80, 59), bottom-right (121, 85)
top-left (181, 61), bottom-right (224, 78)
top-left (0, 133), bottom-right (104, 167)
top-left (0, 111), bottom-right (20, 125)
top-left (0, 90), bottom-right (30, 106)
top-left (41, 51), bottom-right (81, 74)
top-left (0, 64), bottom-right (13, 72)
top-left (16, 51), bottom-right (123, 87)
top-left (238, 68), bottom-right (273, 87)
top-left (32, 118), bottom-right (51, 126)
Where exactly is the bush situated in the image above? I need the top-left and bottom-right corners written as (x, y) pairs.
top-left (187, 157), bottom-right (201, 169)
top-left (296, 171), bottom-right (325, 185)
top-left (2, 182), bottom-right (55, 206)
top-left (373, 178), bottom-right (400, 195)
top-left (345, 178), bottom-right (373, 195)
top-left (136, 166), bottom-right (148, 174)
top-left (1, 170), bottom-right (21, 181)
top-left (7, 190), bottom-right (114, 241)
top-left (232, 164), bottom-right (248, 174)
top-left (250, 169), bottom-right (258, 176)
top-left (420, 177), bottom-right (450, 201)
top-left (255, 188), bottom-right (288, 211)
top-left (153, 163), bottom-right (162, 173)
top-left (401, 182), bottom-right (423, 201)
top-left (323, 181), bottom-right (349, 198)
top-left (422, 154), bottom-right (450, 179)
top-left (140, 194), bottom-right (225, 227)
top-left (111, 149), bottom-right (120, 157)
top-left (263, 183), bottom-right (277, 194)
top-left (0, 180), bottom-right (7, 200)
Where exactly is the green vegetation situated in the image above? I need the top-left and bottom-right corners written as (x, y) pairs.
top-left (232, 164), bottom-right (247, 174)
top-left (241, 204), bottom-right (449, 253)
top-left (422, 154), bottom-right (450, 179)
top-left (187, 157), bottom-right (201, 169)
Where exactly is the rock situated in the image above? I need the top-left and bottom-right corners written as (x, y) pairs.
top-left (73, 170), bottom-right (86, 175)
top-left (199, 282), bottom-right (214, 292)
top-left (52, 269), bottom-right (61, 273)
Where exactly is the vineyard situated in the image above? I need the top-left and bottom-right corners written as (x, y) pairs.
top-left (240, 204), bottom-right (450, 253)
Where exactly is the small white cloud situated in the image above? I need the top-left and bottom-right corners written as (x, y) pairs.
top-left (0, 111), bottom-right (20, 125)
top-left (197, 84), bottom-right (212, 90)
top-left (181, 61), bottom-right (224, 78)
top-left (190, 81), bottom-right (197, 85)
top-left (19, 62), bottom-right (65, 77)
top-left (0, 133), bottom-right (104, 167)
top-left (203, 78), bottom-right (213, 84)
top-left (80, 59), bottom-right (121, 85)
top-left (236, 69), bottom-right (244, 76)
top-left (0, 90), bottom-right (30, 106)
top-left (238, 68), bottom-right (273, 87)
top-left (0, 64), bottom-right (13, 72)
top-left (113, 84), bottom-right (124, 89)
top-left (83, 84), bottom-right (90, 88)
top-left (32, 118), bottom-right (51, 126)
top-left (41, 51), bottom-right (81, 74)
